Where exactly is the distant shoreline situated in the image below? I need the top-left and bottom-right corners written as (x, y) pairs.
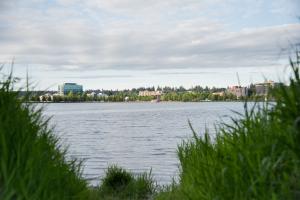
top-left (28, 100), bottom-right (271, 103)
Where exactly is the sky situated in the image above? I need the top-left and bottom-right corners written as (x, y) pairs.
top-left (0, 0), bottom-right (299, 90)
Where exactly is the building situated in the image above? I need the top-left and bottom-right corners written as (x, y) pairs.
top-left (58, 83), bottom-right (83, 95)
top-left (86, 92), bottom-right (96, 98)
top-left (255, 80), bottom-right (280, 96)
top-left (227, 86), bottom-right (248, 98)
top-left (86, 92), bottom-right (108, 98)
top-left (138, 90), bottom-right (162, 96)
top-left (39, 93), bottom-right (53, 102)
top-left (212, 91), bottom-right (225, 97)
top-left (97, 92), bottom-right (108, 98)
top-left (39, 93), bottom-right (60, 102)
top-left (255, 84), bottom-right (267, 96)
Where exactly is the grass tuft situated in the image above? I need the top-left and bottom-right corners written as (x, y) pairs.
top-left (96, 165), bottom-right (156, 200)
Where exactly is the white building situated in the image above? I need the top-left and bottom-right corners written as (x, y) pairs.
top-left (138, 90), bottom-right (162, 96)
top-left (39, 93), bottom-right (53, 102)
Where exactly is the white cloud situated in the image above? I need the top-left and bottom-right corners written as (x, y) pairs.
top-left (0, 0), bottom-right (299, 89)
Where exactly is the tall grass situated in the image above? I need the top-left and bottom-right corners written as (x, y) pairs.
top-left (156, 51), bottom-right (300, 199)
top-left (0, 72), bottom-right (89, 199)
top-left (0, 69), bottom-right (157, 200)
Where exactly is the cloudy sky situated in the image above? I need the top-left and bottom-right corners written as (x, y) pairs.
top-left (0, 0), bottom-right (299, 90)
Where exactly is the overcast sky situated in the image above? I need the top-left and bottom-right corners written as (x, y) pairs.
top-left (0, 0), bottom-right (299, 90)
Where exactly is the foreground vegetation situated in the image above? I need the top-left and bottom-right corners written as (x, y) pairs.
top-left (0, 72), bottom-right (155, 199)
top-left (156, 52), bottom-right (300, 199)
top-left (0, 51), bottom-right (299, 199)
top-left (0, 73), bottom-right (89, 199)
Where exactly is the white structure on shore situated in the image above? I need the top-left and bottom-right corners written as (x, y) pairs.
top-left (138, 90), bottom-right (162, 96)
top-left (39, 93), bottom-right (60, 102)
top-left (227, 86), bottom-right (248, 98)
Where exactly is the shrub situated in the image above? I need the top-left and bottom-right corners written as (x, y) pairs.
top-left (97, 165), bottom-right (156, 200)
top-left (101, 165), bottom-right (134, 192)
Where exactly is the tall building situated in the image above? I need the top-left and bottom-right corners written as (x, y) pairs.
top-left (227, 86), bottom-right (248, 98)
top-left (255, 80), bottom-right (280, 96)
top-left (58, 83), bottom-right (83, 95)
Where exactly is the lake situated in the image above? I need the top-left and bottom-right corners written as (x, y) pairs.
top-left (43, 102), bottom-right (247, 186)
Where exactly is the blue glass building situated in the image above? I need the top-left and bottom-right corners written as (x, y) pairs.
top-left (58, 83), bottom-right (83, 95)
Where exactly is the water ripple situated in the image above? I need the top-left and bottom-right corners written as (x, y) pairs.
top-left (44, 102), bottom-right (246, 186)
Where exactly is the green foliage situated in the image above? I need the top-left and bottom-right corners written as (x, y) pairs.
top-left (155, 181), bottom-right (181, 200)
top-left (96, 165), bottom-right (156, 200)
top-left (0, 73), bottom-right (89, 199)
top-left (102, 166), bottom-right (133, 191)
top-left (159, 52), bottom-right (300, 199)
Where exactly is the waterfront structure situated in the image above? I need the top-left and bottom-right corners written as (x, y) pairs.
top-left (212, 91), bottom-right (225, 97)
top-left (254, 80), bottom-right (280, 96)
top-left (39, 93), bottom-right (53, 102)
top-left (139, 90), bottom-right (162, 102)
top-left (227, 86), bottom-right (248, 98)
top-left (86, 92), bottom-right (96, 98)
top-left (138, 90), bottom-right (162, 96)
top-left (86, 92), bottom-right (108, 98)
top-left (39, 93), bottom-right (60, 102)
top-left (97, 92), bottom-right (108, 98)
top-left (58, 83), bottom-right (83, 95)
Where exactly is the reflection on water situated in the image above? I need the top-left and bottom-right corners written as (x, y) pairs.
top-left (43, 102), bottom-right (246, 186)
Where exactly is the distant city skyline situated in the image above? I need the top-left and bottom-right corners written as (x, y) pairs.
top-left (0, 0), bottom-right (299, 90)
top-left (49, 79), bottom-right (279, 93)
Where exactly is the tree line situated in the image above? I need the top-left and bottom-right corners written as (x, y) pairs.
top-left (30, 87), bottom-right (269, 103)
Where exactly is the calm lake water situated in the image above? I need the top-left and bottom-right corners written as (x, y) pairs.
top-left (43, 102), bottom-right (247, 186)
